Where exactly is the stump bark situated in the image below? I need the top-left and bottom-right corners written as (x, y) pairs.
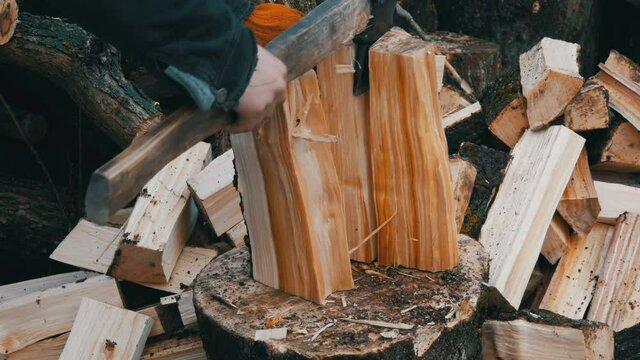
top-left (194, 236), bottom-right (488, 359)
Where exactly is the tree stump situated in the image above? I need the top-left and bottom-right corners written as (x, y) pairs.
top-left (193, 235), bottom-right (488, 359)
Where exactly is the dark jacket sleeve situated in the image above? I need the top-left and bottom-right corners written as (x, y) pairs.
top-left (52, 0), bottom-right (257, 111)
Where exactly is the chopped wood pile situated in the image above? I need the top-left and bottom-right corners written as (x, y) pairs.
top-left (1, 6), bottom-right (640, 359)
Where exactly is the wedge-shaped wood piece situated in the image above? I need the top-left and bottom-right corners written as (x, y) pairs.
top-left (482, 70), bottom-right (529, 148)
top-left (187, 149), bottom-right (242, 236)
top-left (482, 313), bottom-right (614, 360)
top-left (564, 81), bottom-right (611, 132)
top-left (369, 28), bottom-right (458, 271)
top-left (317, 43), bottom-right (377, 262)
top-left (8, 332), bottom-right (68, 360)
top-left (590, 120), bottom-right (640, 173)
top-left (540, 212), bottom-right (571, 265)
top-left (588, 213), bottom-right (640, 331)
top-left (59, 298), bottom-right (152, 360)
top-left (111, 142), bottom-right (211, 284)
top-left (439, 84), bottom-right (485, 153)
top-left (540, 224), bottom-right (615, 319)
top-left (594, 180), bottom-right (640, 224)
top-left (0, 271), bottom-right (97, 303)
top-left (557, 148), bottom-right (601, 236)
top-left (0, 275), bottom-right (122, 354)
top-left (231, 70), bottom-right (353, 303)
top-left (480, 126), bottom-right (584, 308)
top-left (449, 158), bottom-right (477, 232)
top-left (141, 332), bottom-right (205, 360)
top-left (520, 38), bottom-right (584, 130)
top-left (594, 50), bottom-right (640, 130)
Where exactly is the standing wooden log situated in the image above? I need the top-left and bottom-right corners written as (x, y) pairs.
top-left (193, 235), bottom-right (488, 359)
top-left (232, 70), bottom-right (353, 304)
top-left (316, 43), bottom-right (377, 263)
top-left (369, 28), bottom-right (458, 271)
top-left (0, 0), bottom-right (17, 45)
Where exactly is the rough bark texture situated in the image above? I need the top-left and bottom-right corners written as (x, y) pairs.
top-left (194, 236), bottom-right (489, 359)
top-left (0, 13), bottom-right (161, 147)
top-left (616, 322), bottom-right (640, 359)
top-left (457, 142), bottom-right (510, 239)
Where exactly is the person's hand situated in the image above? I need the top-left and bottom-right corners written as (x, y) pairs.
top-left (228, 45), bottom-right (287, 133)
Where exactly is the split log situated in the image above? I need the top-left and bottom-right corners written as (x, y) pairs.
top-left (316, 43), bottom-right (376, 262)
top-left (0, 0), bottom-right (17, 45)
top-left (0, 271), bottom-right (96, 303)
top-left (141, 332), bottom-right (205, 359)
top-left (111, 142), bottom-right (211, 284)
top-left (594, 180), bottom-right (640, 224)
top-left (481, 69), bottom-right (528, 148)
top-left (457, 142), bottom-right (510, 238)
top-left (557, 148), bottom-right (601, 236)
top-left (160, 291), bottom-right (196, 330)
top-left (594, 50), bottom-right (640, 130)
top-left (0, 275), bottom-right (122, 354)
top-left (60, 298), bottom-right (153, 360)
top-left (449, 158), bottom-right (477, 232)
top-left (193, 235), bottom-right (488, 359)
top-left (369, 28), bottom-right (458, 271)
top-left (564, 81), bottom-right (612, 132)
top-left (0, 13), bottom-right (161, 147)
top-left (539, 224), bottom-right (615, 319)
top-left (439, 84), bottom-right (485, 153)
top-left (187, 149), bottom-right (242, 236)
top-left (589, 119), bottom-right (640, 173)
top-left (7, 332), bottom-right (68, 360)
top-left (520, 38), bottom-right (584, 130)
top-left (540, 212), bottom-right (570, 265)
top-left (482, 311), bottom-right (614, 360)
top-left (231, 70), bottom-right (353, 304)
top-left (588, 213), bottom-right (640, 331)
top-left (480, 126), bottom-right (584, 308)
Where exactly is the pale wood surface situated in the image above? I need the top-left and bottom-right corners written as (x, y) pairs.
top-left (111, 142), bottom-right (211, 284)
top-left (480, 126), bottom-right (584, 308)
top-left (316, 43), bottom-right (377, 262)
top-left (588, 213), bottom-right (640, 331)
top-left (0, 271), bottom-right (97, 304)
top-left (591, 121), bottom-right (640, 173)
top-left (594, 180), bottom-right (640, 224)
top-left (0, 0), bottom-right (17, 46)
top-left (557, 148), bottom-right (601, 236)
top-left (369, 28), bottom-right (458, 271)
top-left (595, 50), bottom-right (640, 130)
top-left (439, 85), bottom-right (482, 130)
top-left (224, 221), bottom-right (247, 247)
top-left (59, 298), bottom-right (152, 360)
top-left (137, 247), bottom-right (219, 293)
top-left (161, 291), bottom-right (196, 330)
top-left (187, 149), bottom-right (243, 236)
top-left (520, 38), bottom-right (584, 130)
top-left (540, 224), bottom-right (614, 319)
top-left (488, 96), bottom-right (529, 148)
top-left (232, 70), bottom-right (353, 303)
top-left (0, 275), bottom-right (122, 354)
top-left (141, 332), bottom-right (205, 360)
top-left (449, 158), bottom-right (477, 232)
top-left (540, 212), bottom-right (570, 265)
top-left (7, 332), bottom-right (68, 360)
top-left (564, 82), bottom-right (611, 132)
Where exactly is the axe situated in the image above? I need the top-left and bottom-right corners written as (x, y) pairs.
top-left (85, 0), bottom-right (398, 224)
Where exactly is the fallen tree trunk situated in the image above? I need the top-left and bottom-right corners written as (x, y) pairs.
top-left (0, 13), bottom-right (161, 147)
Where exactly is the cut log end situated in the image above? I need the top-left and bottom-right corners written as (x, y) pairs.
top-left (193, 235), bottom-right (488, 359)
top-left (0, 0), bottom-right (17, 46)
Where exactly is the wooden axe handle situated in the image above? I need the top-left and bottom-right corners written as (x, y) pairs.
top-left (85, 0), bottom-right (371, 224)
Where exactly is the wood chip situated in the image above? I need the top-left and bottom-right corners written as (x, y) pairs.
top-left (339, 318), bottom-right (414, 330)
top-left (254, 328), bottom-right (287, 341)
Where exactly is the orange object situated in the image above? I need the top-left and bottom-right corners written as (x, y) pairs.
top-left (245, 3), bottom-right (304, 46)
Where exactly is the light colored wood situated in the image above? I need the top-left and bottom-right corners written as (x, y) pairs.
top-left (232, 70), bottom-right (353, 303)
top-left (557, 148), bottom-right (601, 236)
top-left (135, 306), bottom-right (165, 337)
top-left (591, 121), bottom-right (640, 173)
top-left (187, 149), bottom-right (242, 236)
top-left (316, 43), bottom-right (377, 262)
top-left (107, 207), bottom-right (133, 228)
top-left (0, 275), bottom-right (122, 354)
top-left (594, 50), bottom-right (640, 130)
top-left (519, 38), bottom-right (584, 130)
top-left (59, 298), bottom-right (152, 360)
top-left (487, 96), bottom-right (529, 148)
top-left (588, 213), bottom-right (640, 331)
top-left (224, 220), bottom-right (247, 247)
top-left (50, 219), bottom-right (121, 273)
top-left (160, 291), bottom-right (196, 329)
top-left (540, 224), bottom-right (615, 319)
top-left (564, 82), bottom-right (611, 131)
top-left (540, 212), bottom-right (570, 265)
top-left (439, 84), bottom-right (482, 130)
top-left (482, 318), bottom-right (613, 360)
top-left (449, 158), bottom-right (477, 232)
top-left (435, 55), bottom-right (446, 92)
top-left (480, 126), bottom-right (584, 308)
top-left (141, 333), bottom-right (205, 360)
top-left (7, 332), bottom-right (68, 360)
top-left (369, 28), bottom-right (458, 271)
top-left (0, 271), bottom-right (97, 303)
top-left (111, 142), bottom-right (211, 284)
top-left (0, 0), bottom-right (17, 46)
top-left (594, 180), bottom-right (640, 224)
